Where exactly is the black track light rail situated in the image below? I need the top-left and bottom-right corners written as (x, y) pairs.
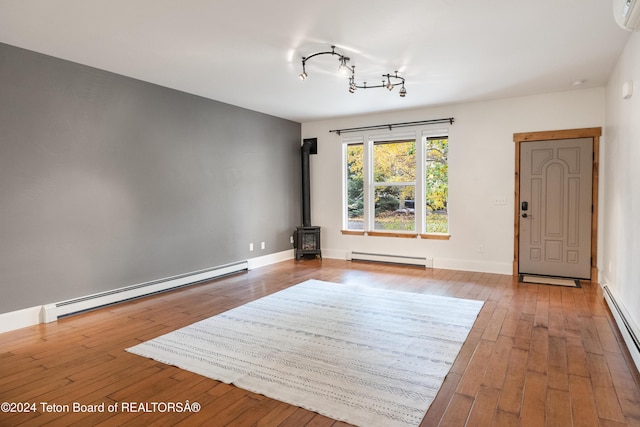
top-left (329, 118), bottom-right (454, 135)
top-left (301, 46), bottom-right (350, 67)
top-left (354, 72), bottom-right (405, 90)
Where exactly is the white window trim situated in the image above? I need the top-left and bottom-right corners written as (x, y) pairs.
top-left (370, 135), bottom-right (417, 233)
top-left (342, 125), bottom-right (449, 236)
top-left (342, 136), bottom-right (364, 231)
top-left (421, 128), bottom-right (448, 234)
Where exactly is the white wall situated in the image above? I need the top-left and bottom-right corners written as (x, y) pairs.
top-left (302, 88), bottom-right (604, 274)
top-left (603, 33), bottom-right (640, 334)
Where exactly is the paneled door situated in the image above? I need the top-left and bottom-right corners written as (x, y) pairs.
top-left (518, 138), bottom-right (593, 279)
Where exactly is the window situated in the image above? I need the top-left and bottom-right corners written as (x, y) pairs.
top-left (346, 143), bottom-right (364, 230)
top-left (425, 137), bottom-right (449, 233)
top-left (373, 140), bottom-right (416, 231)
top-left (343, 130), bottom-right (449, 237)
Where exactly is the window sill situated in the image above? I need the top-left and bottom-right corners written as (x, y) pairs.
top-left (341, 230), bottom-right (365, 236)
top-left (420, 233), bottom-right (451, 240)
top-left (341, 230), bottom-right (450, 240)
top-left (368, 231), bottom-right (418, 238)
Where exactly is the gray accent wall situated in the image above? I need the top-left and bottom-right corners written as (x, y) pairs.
top-left (0, 43), bottom-right (301, 313)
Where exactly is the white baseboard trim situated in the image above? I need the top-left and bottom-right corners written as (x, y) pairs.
top-left (434, 258), bottom-right (513, 275)
top-left (1, 261), bottom-right (250, 334)
top-left (0, 306), bottom-right (42, 335)
top-left (247, 249), bottom-right (294, 270)
top-left (1, 252), bottom-right (297, 335)
top-left (602, 284), bottom-right (640, 372)
top-left (323, 248), bottom-right (512, 275)
top-left (322, 248), bottom-right (348, 260)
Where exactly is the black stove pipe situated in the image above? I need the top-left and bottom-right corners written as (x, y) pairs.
top-left (301, 138), bottom-right (316, 227)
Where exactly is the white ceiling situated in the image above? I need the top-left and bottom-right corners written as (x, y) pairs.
top-left (0, 0), bottom-right (632, 123)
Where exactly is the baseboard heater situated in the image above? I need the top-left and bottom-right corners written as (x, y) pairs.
top-left (41, 261), bottom-right (248, 323)
top-left (603, 285), bottom-right (640, 371)
top-left (347, 251), bottom-right (433, 268)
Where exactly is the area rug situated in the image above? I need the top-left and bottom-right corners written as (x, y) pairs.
top-left (519, 274), bottom-right (581, 288)
top-left (126, 279), bottom-right (484, 427)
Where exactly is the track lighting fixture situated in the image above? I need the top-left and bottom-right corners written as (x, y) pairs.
top-left (386, 79), bottom-right (394, 91)
top-left (350, 71), bottom-right (406, 96)
top-left (338, 56), bottom-right (350, 75)
top-left (299, 45), bottom-right (407, 97)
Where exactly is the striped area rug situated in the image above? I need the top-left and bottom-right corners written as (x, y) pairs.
top-left (127, 279), bottom-right (484, 427)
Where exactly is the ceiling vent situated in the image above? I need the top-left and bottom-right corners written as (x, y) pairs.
top-left (615, 0), bottom-right (640, 31)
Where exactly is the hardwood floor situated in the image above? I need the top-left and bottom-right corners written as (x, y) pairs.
top-left (1, 259), bottom-right (639, 426)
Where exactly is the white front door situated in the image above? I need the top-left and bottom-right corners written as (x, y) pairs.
top-left (519, 138), bottom-right (593, 279)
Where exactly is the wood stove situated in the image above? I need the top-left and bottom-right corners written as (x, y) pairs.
top-left (294, 226), bottom-right (321, 260)
top-left (295, 138), bottom-right (321, 260)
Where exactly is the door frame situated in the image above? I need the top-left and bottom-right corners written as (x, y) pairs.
top-left (513, 127), bottom-right (601, 282)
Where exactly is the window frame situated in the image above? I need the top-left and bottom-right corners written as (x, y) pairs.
top-left (342, 136), bottom-right (366, 233)
top-left (422, 130), bottom-right (449, 237)
top-left (342, 126), bottom-right (450, 239)
top-left (371, 137), bottom-right (418, 233)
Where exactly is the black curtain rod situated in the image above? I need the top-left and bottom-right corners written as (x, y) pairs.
top-left (329, 118), bottom-right (454, 135)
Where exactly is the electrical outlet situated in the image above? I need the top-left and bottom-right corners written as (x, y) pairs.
top-left (290, 236), bottom-right (294, 244)
top-left (249, 243), bottom-right (254, 251)
top-left (261, 242), bottom-right (265, 250)
top-left (478, 244), bottom-right (485, 253)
